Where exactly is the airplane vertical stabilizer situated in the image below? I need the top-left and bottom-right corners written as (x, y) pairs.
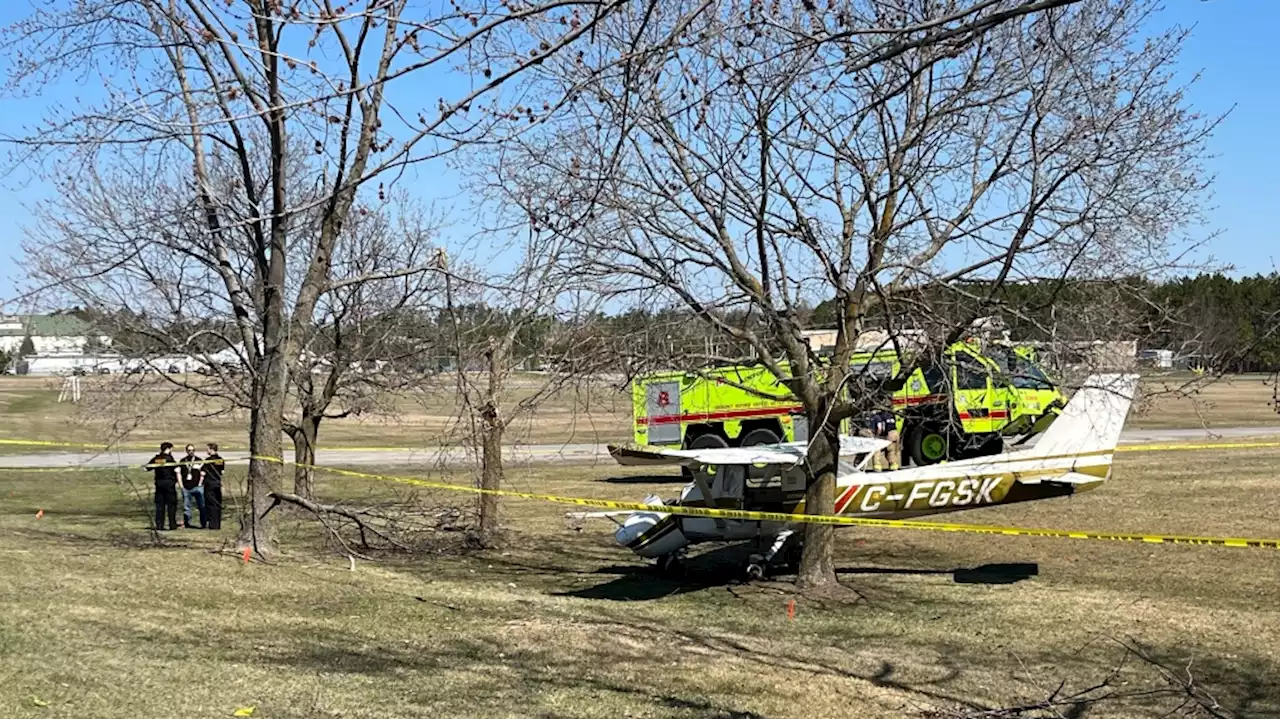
top-left (1026, 373), bottom-right (1140, 458)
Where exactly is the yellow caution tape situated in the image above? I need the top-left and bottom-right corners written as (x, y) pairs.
top-left (0, 438), bottom-right (113, 448)
top-left (0, 459), bottom-right (248, 472)
top-left (3, 437), bottom-right (1280, 550)
top-left (3, 436), bottom-right (1280, 453)
top-left (1116, 440), bottom-right (1280, 453)
top-left (273, 458), bottom-right (1280, 551)
top-left (0, 438), bottom-right (251, 452)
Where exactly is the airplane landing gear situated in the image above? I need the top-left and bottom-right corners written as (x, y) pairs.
top-left (656, 550), bottom-right (686, 577)
top-left (744, 529), bottom-right (796, 581)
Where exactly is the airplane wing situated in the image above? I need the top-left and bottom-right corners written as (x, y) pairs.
top-left (608, 435), bottom-right (891, 467)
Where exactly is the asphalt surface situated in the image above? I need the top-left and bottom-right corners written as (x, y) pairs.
top-left (0, 425), bottom-right (1277, 470)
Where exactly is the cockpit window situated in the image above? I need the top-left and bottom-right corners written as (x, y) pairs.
top-left (1009, 356), bottom-right (1053, 390)
top-left (989, 348), bottom-right (1054, 390)
top-left (954, 354), bottom-right (989, 390)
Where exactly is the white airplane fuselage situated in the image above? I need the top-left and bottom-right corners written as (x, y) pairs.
top-left (613, 444), bottom-right (1113, 558)
top-left (605, 373), bottom-right (1137, 561)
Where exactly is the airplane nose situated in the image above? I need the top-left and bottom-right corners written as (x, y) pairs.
top-left (615, 512), bottom-right (690, 558)
top-left (614, 512), bottom-right (661, 546)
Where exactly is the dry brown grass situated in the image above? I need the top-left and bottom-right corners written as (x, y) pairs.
top-left (1130, 373), bottom-right (1280, 430)
top-left (1, 444), bottom-right (1277, 718)
top-left (2, 372), bottom-right (1277, 455)
top-left (0, 374), bottom-right (633, 451)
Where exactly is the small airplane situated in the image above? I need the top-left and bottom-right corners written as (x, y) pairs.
top-left (571, 373), bottom-right (1139, 579)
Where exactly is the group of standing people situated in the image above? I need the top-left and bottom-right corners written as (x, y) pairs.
top-left (146, 442), bottom-right (225, 531)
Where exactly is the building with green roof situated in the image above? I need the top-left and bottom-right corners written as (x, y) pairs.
top-left (0, 314), bottom-right (113, 356)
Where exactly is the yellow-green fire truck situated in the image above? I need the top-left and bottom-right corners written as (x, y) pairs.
top-left (984, 342), bottom-right (1065, 443)
top-left (630, 341), bottom-right (1064, 466)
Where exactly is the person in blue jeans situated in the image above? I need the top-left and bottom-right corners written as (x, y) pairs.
top-left (178, 444), bottom-right (207, 529)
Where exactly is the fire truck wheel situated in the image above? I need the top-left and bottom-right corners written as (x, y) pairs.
top-left (739, 428), bottom-right (780, 447)
top-left (681, 433), bottom-right (729, 479)
top-left (688, 432), bottom-right (729, 450)
top-left (908, 424), bottom-right (949, 466)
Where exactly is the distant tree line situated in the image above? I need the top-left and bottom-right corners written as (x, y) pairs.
top-left (810, 273), bottom-right (1280, 373)
top-left (56, 272), bottom-right (1280, 378)
top-left (1148, 273), bottom-right (1280, 372)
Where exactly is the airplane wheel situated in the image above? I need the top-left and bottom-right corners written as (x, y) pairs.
top-left (656, 553), bottom-right (683, 577)
top-left (745, 563), bottom-right (766, 581)
top-left (739, 428), bottom-right (780, 447)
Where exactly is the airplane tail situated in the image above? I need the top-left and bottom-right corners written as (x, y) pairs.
top-left (1026, 373), bottom-right (1140, 458)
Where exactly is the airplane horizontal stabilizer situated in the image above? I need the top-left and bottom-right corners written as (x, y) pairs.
top-left (1015, 471), bottom-right (1109, 486)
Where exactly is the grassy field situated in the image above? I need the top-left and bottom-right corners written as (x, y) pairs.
top-left (0, 374), bottom-right (633, 452)
top-left (0, 372), bottom-right (1276, 455)
top-left (1130, 373), bottom-right (1280, 430)
top-left (2, 445), bottom-right (1278, 718)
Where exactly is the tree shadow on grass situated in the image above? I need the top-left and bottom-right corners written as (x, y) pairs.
top-left (1108, 641), bottom-right (1280, 719)
top-left (839, 562), bottom-right (1039, 585)
top-left (237, 624), bottom-right (775, 718)
top-left (557, 541), bottom-right (1039, 601)
top-left (552, 543), bottom-right (758, 601)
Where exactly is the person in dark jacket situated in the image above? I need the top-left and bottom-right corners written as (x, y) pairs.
top-left (146, 442), bottom-right (179, 530)
top-left (201, 443), bottom-right (225, 530)
top-left (179, 444), bottom-right (207, 529)
top-left (857, 407), bottom-right (901, 471)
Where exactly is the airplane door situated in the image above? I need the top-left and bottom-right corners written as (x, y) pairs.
top-left (645, 381), bottom-right (682, 445)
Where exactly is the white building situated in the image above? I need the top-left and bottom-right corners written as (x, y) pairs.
top-left (22, 354), bottom-right (124, 376)
top-left (0, 315), bottom-right (113, 356)
top-left (800, 328), bottom-right (929, 355)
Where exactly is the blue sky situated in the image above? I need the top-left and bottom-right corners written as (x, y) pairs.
top-left (0, 1), bottom-right (1274, 306)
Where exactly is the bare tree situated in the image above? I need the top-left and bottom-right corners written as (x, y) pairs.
top-left (435, 224), bottom-right (610, 543)
top-left (0, 0), bottom-right (679, 556)
top-left (21, 151), bottom-right (447, 475)
top-left (492, 0), bottom-right (1218, 590)
top-left (284, 196), bottom-right (447, 500)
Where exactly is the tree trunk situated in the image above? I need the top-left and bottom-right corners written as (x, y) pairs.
top-left (477, 337), bottom-right (506, 543)
top-left (478, 400), bottom-right (502, 541)
top-left (238, 360), bottom-right (287, 558)
top-left (796, 407), bottom-right (839, 590)
top-left (290, 415), bottom-right (320, 500)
